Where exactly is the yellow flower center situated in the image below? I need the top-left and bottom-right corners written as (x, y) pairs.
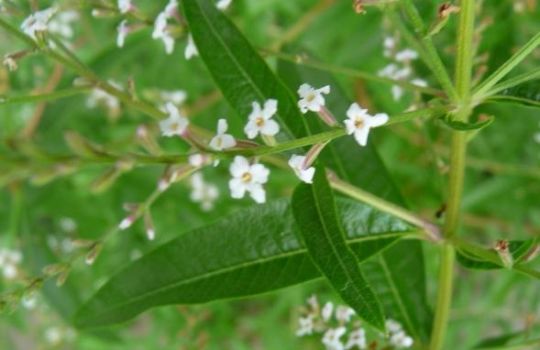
top-left (255, 117), bottom-right (265, 127)
top-left (241, 172), bottom-right (252, 183)
top-left (306, 92), bottom-right (316, 102)
top-left (354, 117), bottom-right (365, 129)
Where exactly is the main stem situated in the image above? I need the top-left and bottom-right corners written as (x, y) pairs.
top-left (430, 0), bottom-right (475, 349)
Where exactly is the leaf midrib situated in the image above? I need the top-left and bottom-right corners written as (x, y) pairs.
top-left (78, 230), bottom-right (410, 324)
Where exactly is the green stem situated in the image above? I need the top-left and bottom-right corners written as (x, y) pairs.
top-left (0, 87), bottom-right (90, 106)
top-left (430, 1), bottom-right (476, 349)
top-left (330, 176), bottom-right (441, 241)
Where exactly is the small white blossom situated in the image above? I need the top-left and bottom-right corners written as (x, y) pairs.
top-left (0, 248), bottom-right (22, 279)
top-left (210, 118), bottom-right (236, 151)
top-left (395, 49), bottom-right (418, 62)
top-left (160, 90), bottom-right (187, 105)
top-left (335, 305), bottom-right (355, 324)
top-left (190, 173), bottom-right (219, 211)
top-left (307, 295), bottom-right (319, 311)
top-left (22, 294), bottom-right (37, 309)
top-left (297, 83), bottom-right (331, 113)
top-left (216, 0), bottom-right (233, 10)
top-left (322, 327), bottom-right (346, 350)
top-left (164, 0), bottom-right (178, 16)
top-left (118, 216), bottom-right (134, 230)
top-left (118, 0), bottom-right (133, 13)
top-left (322, 302), bottom-right (334, 322)
top-left (383, 36), bottom-right (396, 57)
top-left (390, 331), bottom-right (414, 348)
top-left (48, 10), bottom-right (78, 38)
top-left (296, 314), bottom-right (315, 337)
top-left (411, 78), bottom-right (428, 87)
top-left (345, 328), bottom-right (366, 350)
top-left (21, 8), bottom-right (55, 40)
top-left (86, 81), bottom-right (122, 117)
top-left (45, 327), bottom-right (63, 345)
top-left (3, 56), bottom-right (17, 71)
top-left (385, 319), bottom-right (403, 333)
top-left (159, 102), bottom-right (189, 137)
top-left (152, 11), bottom-right (175, 54)
top-left (244, 99), bottom-right (280, 139)
top-left (229, 156), bottom-right (269, 203)
top-left (288, 155), bottom-right (315, 184)
top-left (189, 153), bottom-right (208, 167)
top-left (185, 34), bottom-right (199, 60)
top-left (344, 103), bottom-right (388, 146)
top-left (116, 20), bottom-right (129, 48)
top-left (59, 217), bottom-right (77, 232)
top-left (391, 85), bottom-right (404, 101)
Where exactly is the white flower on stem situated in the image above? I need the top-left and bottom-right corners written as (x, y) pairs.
top-left (411, 78), bottom-right (428, 88)
top-left (345, 328), bottom-right (366, 350)
top-left (385, 319), bottom-right (403, 333)
top-left (244, 99), bottom-right (280, 139)
top-left (45, 327), bottom-right (63, 345)
top-left (322, 327), bottom-right (346, 350)
top-left (48, 10), bottom-right (78, 38)
top-left (118, 0), bottom-right (133, 13)
top-left (395, 49), bottom-right (419, 62)
top-left (288, 155), bottom-right (315, 184)
top-left (164, 0), bottom-right (178, 16)
top-left (389, 331), bottom-right (414, 348)
top-left (160, 90), bottom-right (187, 105)
top-left (229, 156), bottom-right (269, 203)
top-left (296, 314), bottom-right (315, 337)
top-left (297, 83), bottom-right (331, 113)
top-left (21, 294), bottom-right (38, 309)
top-left (383, 36), bottom-right (396, 57)
top-left (118, 216), bottom-right (135, 230)
top-left (116, 20), bottom-right (129, 48)
top-left (159, 102), bottom-right (189, 137)
top-left (190, 173), bottom-right (219, 211)
top-left (344, 103), bottom-right (389, 146)
top-left (210, 119), bottom-right (236, 151)
top-left (185, 34), bottom-right (199, 60)
top-left (3, 56), bottom-right (17, 71)
top-left (321, 302), bottom-right (334, 322)
top-left (188, 153), bottom-right (208, 167)
top-left (152, 11), bottom-right (175, 54)
top-left (86, 80), bottom-right (122, 117)
top-left (391, 85), bottom-right (404, 101)
top-left (21, 7), bottom-right (56, 40)
top-left (307, 295), bottom-right (319, 312)
top-left (335, 305), bottom-right (355, 324)
top-left (0, 248), bottom-right (22, 279)
top-left (216, 0), bottom-right (233, 10)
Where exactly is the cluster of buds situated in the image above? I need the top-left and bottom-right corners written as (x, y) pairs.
top-left (295, 295), bottom-right (414, 350)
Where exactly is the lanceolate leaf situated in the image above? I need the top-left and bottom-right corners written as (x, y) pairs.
top-left (495, 80), bottom-right (540, 108)
top-left (74, 198), bottom-right (412, 328)
top-left (292, 167), bottom-right (385, 330)
top-left (278, 54), bottom-right (432, 341)
top-left (457, 239), bottom-right (539, 270)
top-left (440, 115), bottom-right (494, 131)
top-left (181, 0), bottom-right (307, 139)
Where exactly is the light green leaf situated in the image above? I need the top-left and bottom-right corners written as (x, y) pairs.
top-left (74, 198), bottom-right (412, 329)
top-left (292, 166), bottom-right (385, 330)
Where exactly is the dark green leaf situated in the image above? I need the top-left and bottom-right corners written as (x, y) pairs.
top-left (457, 239), bottom-right (539, 270)
top-left (278, 53), bottom-right (433, 342)
top-left (440, 115), bottom-right (494, 131)
top-left (181, 0), bottom-right (307, 139)
top-left (496, 79), bottom-right (540, 108)
top-left (292, 166), bottom-right (385, 330)
top-left (74, 198), bottom-right (412, 329)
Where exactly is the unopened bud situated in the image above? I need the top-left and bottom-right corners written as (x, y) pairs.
top-left (495, 240), bottom-right (513, 268)
top-left (85, 243), bottom-right (103, 265)
top-left (3, 56), bottom-right (17, 71)
top-left (56, 269), bottom-right (70, 287)
top-left (136, 125), bottom-right (162, 155)
top-left (118, 216), bottom-right (135, 230)
top-left (144, 211), bottom-right (156, 241)
top-left (438, 3), bottom-right (460, 18)
top-left (353, 0), bottom-right (365, 14)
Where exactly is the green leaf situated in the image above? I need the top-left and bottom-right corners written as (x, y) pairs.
top-left (292, 166), bottom-right (385, 330)
top-left (181, 0), bottom-right (306, 139)
top-left (440, 115), bottom-right (495, 131)
top-left (74, 198), bottom-right (412, 329)
top-left (278, 52), bottom-right (433, 342)
top-left (494, 80), bottom-right (540, 108)
top-left (457, 239), bottom-right (539, 270)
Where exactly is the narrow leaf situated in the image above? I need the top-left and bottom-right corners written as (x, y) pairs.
top-left (74, 198), bottom-right (412, 328)
top-left (494, 79), bottom-right (540, 108)
top-left (440, 115), bottom-right (494, 131)
top-left (292, 166), bottom-right (385, 330)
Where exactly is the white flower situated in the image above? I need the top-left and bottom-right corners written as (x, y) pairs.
top-left (297, 83), bottom-right (330, 113)
top-left (160, 90), bottom-right (187, 105)
top-left (3, 56), bottom-right (17, 71)
top-left (21, 7), bottom-right (55, 40)
top-left (210, 119), bottom-right (236, 151)
top-left (391, 85), bottom-right (404, 101)
top-left (335, 305), bottom-right (355, 324)
top-left (45, 327), bottom-right (63, 345)
top-left (395, 49), bottom-right (418, 62)
top-left (116, 20), bottom-right (129, 48)
top-left (189, 153), bottom-right (208, 167)
top-left (48, 10), bottom-right (78, 38)
top-left (383, 36), bottom-right (395, 57)
top-left (164, 0), bottom-right (178, 16)
top-left (345, 328), bottom-right (366, 350)
top-left (190, 173), bottom-right (219, 211)
top-left (411, 78), bottom-right (427, 87)
top-left (0, 248), bottom-right (22, 279)
top-left (296, 314), bottom-right (315, 337)
top-left (244, 99), bottom-right (280, 139)
top-left (307, 295), bottom-right (319, 311)
top-left (322, 327), bottom-right (346, 350)
top-left (86, 80), bottom-right (122, 116)
top-left (229, 156), bottom-right (269, 203)
top-left (152, 11), bottom-right (175, 54)
top-left (321, 301), bottom-right (334, 322)
top-left (118, 0), bottom-right (133, 13)
top-left (159, 102), bottom-right (189, 137)
top-left (344, 103), bottom-right (388, 146)
top-left (389, 331), bottom-right (414, 348)
top-left (185, 34), bottom-right (199, 60)
top-left (59, 217), bottom-right (77, 232)
top-left (216, 0), bottom-right (233, 10)
top-left (288, 155), bottom-right (315, 184)
top-left (21, 294), bottom-right (38, 309)
top-left (385, 319), bottom-right (403, 333)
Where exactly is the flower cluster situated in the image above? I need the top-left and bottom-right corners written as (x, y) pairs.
top-left (295, 296), bottom-right (414, 350)
top-left (190, 173), bottom-right (219, 211)
top-left (155, 82), bottom-right (388, 204)
top-left (86, 80), bottom-right (122, 118)
top-left (378, 36), bottom-right (426, 101)
top-left (0, 247), bottom-right (22, 280)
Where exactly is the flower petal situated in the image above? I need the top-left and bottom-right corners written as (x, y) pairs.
top-left (230, 156), bottom-right (250, 177)
top-left (260, 118), bottom-right (279, 136)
